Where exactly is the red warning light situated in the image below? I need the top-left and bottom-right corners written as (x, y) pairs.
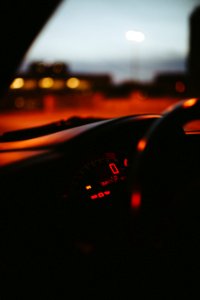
top-left (124, 158), bottom-right (128, 167)
top-left (90, 191), bottom-right (111, 200)
top-left (137, 138), bottom-right (147, 152)
top-left (100, 180), bottom-right (110, 187)
top-left (109, 163), bottom-right (119, 175)
top-left (131, 192), bottom-right (141, 208)
top-left (104, 190), bottom-right (111, 195)
top-left (98, 192), bottom-right (104, 198)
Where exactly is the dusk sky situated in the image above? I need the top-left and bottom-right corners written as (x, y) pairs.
top-left (23, 0), bottom-right (200, 83)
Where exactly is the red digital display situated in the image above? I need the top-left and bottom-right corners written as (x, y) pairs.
top-left (124, 158), bottom-right (128, 167)
top-left (90, 190), bottom-right (111, 200)
top-left (104, 190), bottom-right (111, 195)
top-left (109, 163), bottom-right (119, 175)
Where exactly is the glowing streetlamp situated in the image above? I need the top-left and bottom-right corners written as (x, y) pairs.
top-left (125, 30), bottom-right (145, 43)
top-left (125, 30), bottom-right (145, 80)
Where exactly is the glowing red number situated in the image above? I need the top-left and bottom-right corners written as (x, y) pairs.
top-left (109, 163), bottom-right (119, 175)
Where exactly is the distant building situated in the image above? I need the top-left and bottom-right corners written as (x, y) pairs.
top-left (0, 61), bottom-right (114, 110)
top-left (28, 61), bottom-right (69, 78)
top-left (187, 6), bottom-right (200, 96)
top-left (14, 61), bottom-right (112, 93)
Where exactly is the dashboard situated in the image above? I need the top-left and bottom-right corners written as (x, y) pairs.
top-left (0, 115), bottom-right (160, 259)
top-left (1, 108), bottom-right (200, 296)
top-left (1, 0), bottom-right (200, 296)
top-left (0, 114), bottom-right (159, 201)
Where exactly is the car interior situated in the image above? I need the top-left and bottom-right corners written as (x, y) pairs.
top-left (1, 0), bottom-right (200, 297)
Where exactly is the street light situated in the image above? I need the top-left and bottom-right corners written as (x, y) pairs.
top-left (125, 30), bottom-right (145, 80)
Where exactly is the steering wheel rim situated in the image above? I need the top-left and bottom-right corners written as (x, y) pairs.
top-left (129, 97), bottom-right (200, 257)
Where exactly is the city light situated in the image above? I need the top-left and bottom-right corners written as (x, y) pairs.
top-left (38, 77), bottom-right (54, 89)
top-left (125, 30), bottom-right (145, 80)
top-left (125, 30), bottom-right (145, 43)
top-left (10, 78), bottom-right (24, 89)
top-left (66, 77), bottom-right (80, 89)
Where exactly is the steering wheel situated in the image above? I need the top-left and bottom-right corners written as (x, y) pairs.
top-left (129, 98), bottom-right (200, 278)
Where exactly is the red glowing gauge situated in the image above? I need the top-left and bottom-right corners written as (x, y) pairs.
top-left (70, 152), bottom-right (129, 202)
top-left (90, 190), bottom-right (111, 201)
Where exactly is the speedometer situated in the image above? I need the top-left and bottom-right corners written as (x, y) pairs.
top-left (71, 152), bottom-right (129, 203)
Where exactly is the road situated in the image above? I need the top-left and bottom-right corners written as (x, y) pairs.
top-left (0, 96), bottom-right (183, 134)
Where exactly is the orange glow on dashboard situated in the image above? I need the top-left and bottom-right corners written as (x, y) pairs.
top-left (131, 192), bottom-right (141, 208)
top-left (183, 98), bottom-right (197, 108)
top-left (137, 138), bottom-right (147, 152)
top-left (0, 151), bottom-right (47, 166)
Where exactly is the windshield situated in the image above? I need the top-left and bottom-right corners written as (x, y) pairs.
top-left (0, 0), bottom-right (199, 134)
